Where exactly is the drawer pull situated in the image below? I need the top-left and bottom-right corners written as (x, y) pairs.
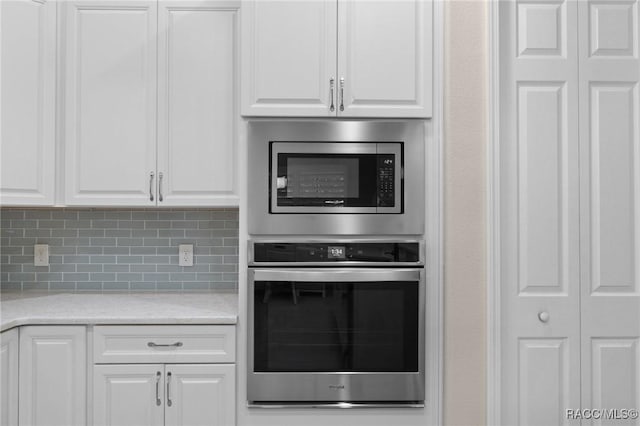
top-left (148, 342), bottom-right (183, 348)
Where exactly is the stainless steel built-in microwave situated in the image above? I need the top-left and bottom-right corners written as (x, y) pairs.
top-left (248, 121), bottom-right (425, 236)
top-left (271, 142), bottom-right (402, 214)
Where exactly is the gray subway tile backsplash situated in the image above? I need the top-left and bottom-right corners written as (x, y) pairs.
top-left (0, 208), bottom-right (239, 292)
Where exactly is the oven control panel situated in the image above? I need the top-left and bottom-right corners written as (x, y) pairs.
top-left (252, 242), bottom-right (420, 263)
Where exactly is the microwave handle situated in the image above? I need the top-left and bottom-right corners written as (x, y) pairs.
top-left (252, 268), bottom-right (421, 283)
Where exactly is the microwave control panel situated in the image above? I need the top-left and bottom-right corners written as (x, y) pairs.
top-left (377, 155), bottom-right (395, 207)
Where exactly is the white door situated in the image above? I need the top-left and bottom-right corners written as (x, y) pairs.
top-left (157, 0), bottom-right (239, 206)
top-left (337, 0), bottom-right (432, 117)
top-left (93, 364), bottom-right (164, 426)
top-left (18, 326), bottom-right (86, 426)
top-left (164, 364), bottom-right (235, 426)
top-left (578, 0), bottom-right (640, 419)
top-left (499, 0), bottom-right (640, 424)
top-left (0, 0), bottom-right (56, 206)
top-left (241, 0), bottom-right (337, 116)
top-left (499, 1), bottom-right (582, 424)
top-left (1, 329), bottom-right (19, 426)
top-left (64, 0), bottom-right (157, 206)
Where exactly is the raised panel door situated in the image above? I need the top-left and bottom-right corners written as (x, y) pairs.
top-left (241, 0), bottom-right (337, 116)
top-left (337, 0), bottom-right (432, 117)
top-left (93, 364), bottom-right (164, 426)
top-left (1, 329), bottom-right (19, 426)
top-left (157, 0), bottom-right (239, 206)
top-left (0, 0), bottom-right (56, 206)
top-left (18, 326), bottom-right (86, 426)
top-left (499, 1), bottom-right (582, 424)
top-left (578, 0), bottom-right (640, 418)
top-left (64, 0), bottom-right (157, 206)
top-left (164, 364), bottom-right (235, 426)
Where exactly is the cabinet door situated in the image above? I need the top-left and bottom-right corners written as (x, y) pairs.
top-left (241, 0), bottom-right (337, 116)
top-left (19, 326), bottom-right (86, 426)
top-left (64, 0), bottom-right (157, 206)
top-left (0, 0), bottom-right (56, 205)
top-left (1, 329), bottom-right (19, 426)
top-left (157, 0), bottom-right (239, 206)
top-left (93, 364), bottom-right (164, 426)
top-left (337, 0), bottom-right (432, 117)
top-left (165, 364), bottom-right (235, 426)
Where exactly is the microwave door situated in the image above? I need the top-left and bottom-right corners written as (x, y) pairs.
top-left (270, 142), bottom-right (399, 214)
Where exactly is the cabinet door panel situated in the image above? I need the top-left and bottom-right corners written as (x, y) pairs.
top-left (19, 326), bottom-right (86, 426)
top-left (1, 329), bottom-right (19, 426)
top-left (0, 0), bottom-right (56, 205)
top-left (337, 0), bottom-right (432, 117)
top-left (158, 1), bottom-right (239, 206)
top-left (165, 364), bottom-right (235, 426)
top-left (64, 0), bottom-right (157, 206)
top-left (93, 364), bottom-right (164, 426)
top-left (241, 0), bottom-right (337, 116)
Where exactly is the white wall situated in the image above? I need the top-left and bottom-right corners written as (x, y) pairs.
top-left (443, 1), bottom-right (488, 425)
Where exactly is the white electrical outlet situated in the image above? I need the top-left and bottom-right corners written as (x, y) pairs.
top-left (34, 244), bottom-right (49, 266)
top-left (179, 244), bottom-right (194, 267)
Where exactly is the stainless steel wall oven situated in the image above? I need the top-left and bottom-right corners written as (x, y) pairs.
top-left (248, 121), bottom-right (425, 235)
top-left (247, 240), bottom-right (425, 407)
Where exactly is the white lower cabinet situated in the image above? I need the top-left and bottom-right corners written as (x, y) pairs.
top-left (94, 364), bottom-right (235, 426)
top-left (93, 325), bottom-right (236, 426)
top-left (18, 326), bottom-right (87, 426)
top-left (1, 329), bottom-right (19, 426)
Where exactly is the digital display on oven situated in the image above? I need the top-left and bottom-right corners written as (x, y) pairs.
top-left (327, 246), bottom-right (346, 260)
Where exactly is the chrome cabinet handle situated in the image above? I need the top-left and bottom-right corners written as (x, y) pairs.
top-left (166, 371), bottom-right (172, 407)
top-left (158, 172), bottom-right (164, 202)
top-left (339, 77), bottom-right (345, 111)
top-left (149, 172), bottom-right (155, 202)
top-left (329, 78), bottom-right (335, 112)
top-left (148, 341), bottom-right (183, 348)
top-left (155, 371), bottom-right (161, 406)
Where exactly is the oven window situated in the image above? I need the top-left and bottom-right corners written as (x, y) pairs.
top-left (276, 154), bottom-right (378, 207)
top-left (253, 281), bottom-right (419, 372)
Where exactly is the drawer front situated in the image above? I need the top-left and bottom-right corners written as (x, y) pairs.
top-left (93, 325), bottom-right (235, 364)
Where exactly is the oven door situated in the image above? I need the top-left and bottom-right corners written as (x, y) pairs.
top-left (270, 142), bottom-right (402, 214)
top-left (248, 268), bottom-right (425, 405)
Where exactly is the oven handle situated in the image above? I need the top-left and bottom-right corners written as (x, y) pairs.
top-left (251, 268), bottom-right (422, 283)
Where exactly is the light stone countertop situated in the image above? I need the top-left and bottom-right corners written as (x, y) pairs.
top-left (0, 291), bottom-right (238, 332)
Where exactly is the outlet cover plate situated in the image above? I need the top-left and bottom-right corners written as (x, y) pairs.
top-left (34, 244), bottom-right (49, 266)
top-left (179, 244), bottom-right (193, 267)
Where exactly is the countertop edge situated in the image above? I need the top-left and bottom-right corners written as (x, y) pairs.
top-left (1, 316), bottom-right (238, 332)
top-left (0, 292), bottom-right (239, 332)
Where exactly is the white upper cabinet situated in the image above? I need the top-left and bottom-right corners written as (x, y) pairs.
top-left (337, 0), bottom-right (432, 117)
top-left (241, 0), bottom-right (337, 116)
top-left (157, 0), bottom-right (239, 206)
top-left (64, 0), bottom-right (239, 207)
top-left (241, 0), bottom-right (432, 118)
top-left (0, 0), bottom-right (56, 206)
top-left (63, 0), bottom-right (158, 206)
